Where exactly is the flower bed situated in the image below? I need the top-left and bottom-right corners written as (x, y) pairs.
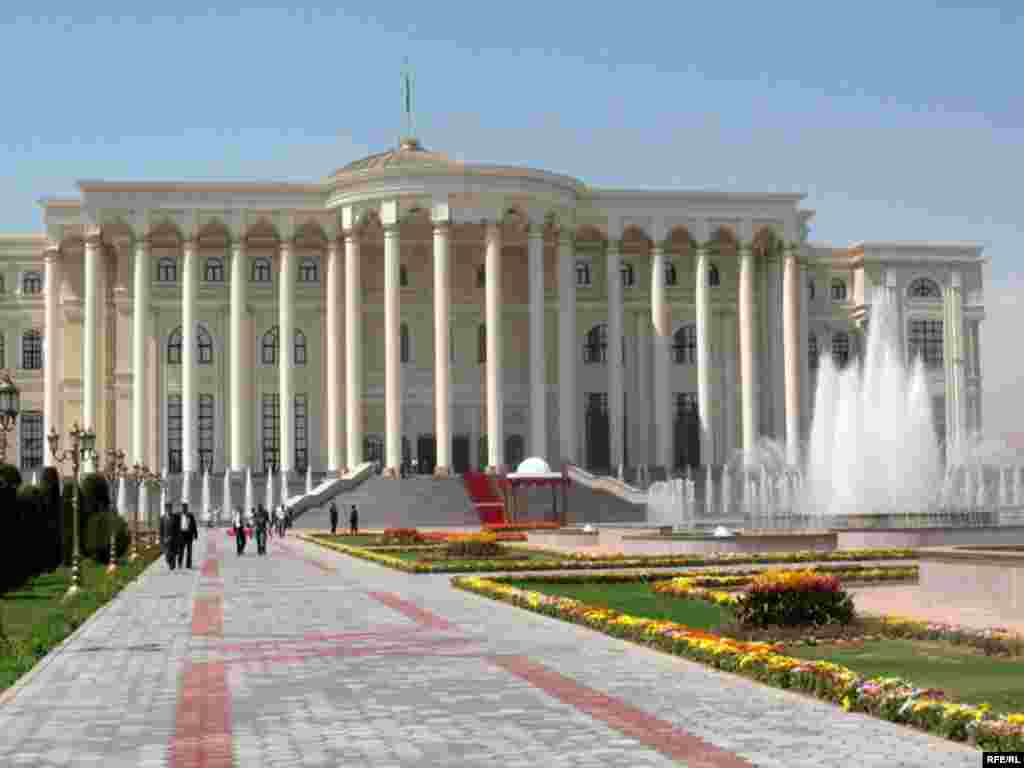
top-left (299, 535), bottom-right (921, 574)
top-left (452, 574), bottom-right (1024, 751)
top-left (876, 616), bottom-right (1024, 658)
top-left (483, 521), bottom-right (561, 532)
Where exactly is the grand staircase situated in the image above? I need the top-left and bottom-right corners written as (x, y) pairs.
top-left (462, 472), bottom-right (506, 525)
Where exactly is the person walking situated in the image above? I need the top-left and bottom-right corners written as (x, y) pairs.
top-left (162, 503), bottom-right (176, 570)
top-left (255, 505), bottom-right (269, 555)
top-left (349, 503), bottom-right (359, 535)
top-left (329, 501), bottom-right (338, 535)
top-left (166, 504), bottom-right (183, 572)
top-left (177, 503), bottom-right (199, 569)
top-left (233, 507), bottom-right (246, 556)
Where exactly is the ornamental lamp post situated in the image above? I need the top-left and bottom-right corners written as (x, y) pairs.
top-left (0, 370), bottom-right (20, 466)
top-left (101, 448), bottom-right (127, 573)
top-left (48, 423), bottom-right (98, 599)
top-left (124, 463), bottom-right (158, 562)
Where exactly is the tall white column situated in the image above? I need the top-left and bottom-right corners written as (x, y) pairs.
top-left (344, 231), bottom-right (363, 469)
top-left (181, 238), bottom-right (197, 474)
top-left (131, 239), bottom-right (150, 467)
top-left (229, 240), bottom-right (247, 472)
top-left (83, 232), bottom-right (100, 448)
top-left (43, 247), bottom-right (62, 466)
top-left (433, 220), bottom-right (452, 475)
top-left (695, 244), bottom-right (714, 467)
top-left (651, 244), bottom-right (671, 469)
top-left (528, 228), bottom-right (546, 461)
top-left (722, 312), bottom-right (738, 460)
top-left (783, 246), bottom-right (802, 467)
top-left (557, 232), bottom-right (576, 464)
top-left (485, 221), bottom-right (504, 471)
top-left (944, 272), bottom-right (966, 464)
top-left (384, 223), bottom-right (401, 475)
top-left (325, 239), bottom-right (342, 472)
top-left (769, 255), bottom-right (785, 439)
top-left (606, 241), bottom-right (624, 471)
top-left (635, 311), bottom-right (651, 465)
top-left (278, 241), bottom-right (295, 474)
top-left (738, 240), bottom-right (758, 464)
top-left (799, 263), bottom-right (811, 444)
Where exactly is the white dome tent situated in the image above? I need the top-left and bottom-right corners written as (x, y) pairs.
top-left (503, 457), bottom-right (569, 524)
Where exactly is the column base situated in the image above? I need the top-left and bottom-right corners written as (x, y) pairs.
top-left (433, 466), bottom-right (451, 479)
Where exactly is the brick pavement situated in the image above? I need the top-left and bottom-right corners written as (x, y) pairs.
top-left (0, 530), bottom-right (983, 767)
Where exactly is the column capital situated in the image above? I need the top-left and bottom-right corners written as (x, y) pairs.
top-left (326, 238), bottom-right (342, 253)
top-left (43, 244), bottom-right (61, 263)
top-left (83, 226), bottom-right (103, 247)
top-left (527, 225), bottom-right (545, 242)
top-left (342, 227), bottom-right (360, 243)
top-left (432, 220), bottom-right (452, 235)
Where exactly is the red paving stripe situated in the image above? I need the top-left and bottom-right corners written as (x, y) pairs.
top-left (489, 655), bottom-right (754, 768)
top-left (191, 596), bottom-right (224, 637)
top-left (171, 661), bottom-right (233, 768)
top-left (274, 540), bottom-right (336, 573)
top-left (368, 591), bottom-right (457, 631)
top-left (200, 559), bottom-right (219, 578)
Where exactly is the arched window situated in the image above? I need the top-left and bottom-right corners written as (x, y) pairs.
top-left (399, 265), bottom-right (409, 287)
top-left (204, 257), bottom-right (224, 283)
top-left (708, 263), bottom-right (720, 287)
top-left (908, 277), bottom-right (941, 299)
top-left (476, 265), bottom-right (485, 289)
top-left (197, 326), bottom-right (213, 364)
top-left (830, 278), bottom-right (847, 302)
top-left (477, 324), bottom-right (487, 364)
top-left (167, 327), bottom-right (182, 365)
top-left (158, 257), bottom-right (177, 283)
top-left (664, 261), bottom-right (678, 287)
top-left (294, 329), bottom-right (307, 365)
top-left (620, 262), bottom-right (635, 287)
top-left (575, 260), bottom-right (591, 287)
top-left (808, 278), bottom-right (816, 301)
top-left (809, 333), bottom-right (819, 369)
top-left (22, 272), bottom-right (42, 294)
top-left (673, 324), bottom-right (696, 365)
top-left (22, 330), bottom-right (42, 370)
top-left (262, 326), bottom-right (279, 365)
top-left (299, 257), bottom-right (319, 283)
top-left (831, 332), bottom-right (850, 368)
top-left (583, 324), bottom-right (607, 364)
top-left (252, 257), bottom-right (272, 283)
top-left (400, 323), bottom-right (410, 363)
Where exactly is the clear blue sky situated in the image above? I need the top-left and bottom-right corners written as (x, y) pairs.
top-left (2, 2), bottom-right (1021, 434)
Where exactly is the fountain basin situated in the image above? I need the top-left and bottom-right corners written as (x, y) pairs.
top-left (916, 545), bottom-right (1024, 624)
top-left (835, 525), bottom-right (1024, 550)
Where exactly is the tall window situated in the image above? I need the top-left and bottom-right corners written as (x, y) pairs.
top-left (709, 264), bottom-right (720, 287)
top-left (908, 277), bottom-right (941, 299)
top-left (809, 333), bottom-right (819, 370)
top-left (664, 261), bottom-right (678, 287)
top-left (575, 260), bottom-right (591, 287)
top-left (673, 324), bottom-right (696, 365)
top-left (198, 325), bottom-right (213, 365)
top-left (831, 332), bottom-right (850, 368)
top-left (204, 257), bottom-right (224, 283)
top-left (400, 323), bottom-right (410, 364)
top-left (583, 324), bottom-right (607, 364)
top-left (294, 394), bottom-right (308, 473)
top-left (399, 265), bottom-right (409, 287)
top-left (167, 394), bottom-right (183, 473)
top-left (198, 394), bottom-right (214, 471)
top-left (158, 257), bottom-right (177, 283)
top-left (20, 411), bottom-right (43, 470)
top-left (299, 257), bottom-right (319, 283)
top-left (831, 278), bottom-right (847, 301)
top-left (620, 262), bottom-right (635, 287)
top-left (22, 272), bottom-right (42, 294)
top-left (908, 319), bottom-right (943, 368)
top-left (808, 279), bottom-right (816, 301)
top-left (22, 330), bottom-right (42, 370)
top-left (478, 324), bottom-right (486, 364)
top-left (252, 257), bottom-right (272, 283)
top-left (168, 328), bottom-right (182, 365)
top-left (262, 327), bottom-right (279, 365)
top-left (262, 393), bottom-right (280, 472)
top-left (294, 329), bottom-right (307, 365)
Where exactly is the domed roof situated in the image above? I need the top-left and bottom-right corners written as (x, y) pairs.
top-left (333, 137), bottom-right (463, 176)
top-left (515, 457), bottom-right (552, 475)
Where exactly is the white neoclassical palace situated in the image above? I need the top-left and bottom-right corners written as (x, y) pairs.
top-left (0, 137), bottom-right (986, 479)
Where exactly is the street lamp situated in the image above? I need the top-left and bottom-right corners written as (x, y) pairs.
top-left (0, 370), bottom-right (20, 465)
top-left (101, 448), bottom-right (127, 573)
top-left (49, 422), bottom-right (98, 598)
top-left (125, 463), bottom-right (158, 562)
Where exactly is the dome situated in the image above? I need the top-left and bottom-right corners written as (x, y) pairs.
top-left (332, 137), bottom-right (463, 176)
top-left (515, 457), bottom-right (552, 475)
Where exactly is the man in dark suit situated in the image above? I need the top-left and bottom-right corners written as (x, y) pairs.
top-left (161, 504), bottom-right (176, 570)
top-left (255, 505), bottom-right (270, 555)
top-left (166, 504), bottom-right (183, 571)
top-left (329, 502), bottom-right (338, 535)
top-left (177, 503), bottom-right (199, 569)
top-left (349, 504), bottom-right (359, 535)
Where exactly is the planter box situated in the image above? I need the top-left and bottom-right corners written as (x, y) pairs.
top-left (619, 531), bottom-right (837, 556)
top-left (917, 545), bottom-right (1024, 623)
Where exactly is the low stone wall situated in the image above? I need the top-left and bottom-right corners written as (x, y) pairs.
top-left (917, 545), bottom-right (1024, 623)
top-left (619, 532), bottom-right (837, 556)
top-left (836, 525), bottom-right (1024, 550)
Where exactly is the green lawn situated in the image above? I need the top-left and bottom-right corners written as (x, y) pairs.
top-left (390, 547), bottom-right (557, 563)
top-left (504, 579), bottom-right (734, 631)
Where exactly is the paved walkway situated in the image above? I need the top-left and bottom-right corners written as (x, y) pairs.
top-left (0, 532), bottom-right (981, 767)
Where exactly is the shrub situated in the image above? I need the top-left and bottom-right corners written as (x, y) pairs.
top-left (443, 532), bottom-right (503, 558)
top-left (0, 462), bottom-right (22, 491)
top-left (380, 528), bottom-right (425, 545)
top-left (733, 568), bottom-right (854, 628)
top-left (84, 510), bottom-right (130, 562)
top-left (41, 467), bottom-right (63, 571)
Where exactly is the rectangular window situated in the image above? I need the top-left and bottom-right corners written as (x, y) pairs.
top-left (294, 394), bottom-right (308, 473)
top-left (198, 394), bottom-right (215, 471)
top-left (262, 392), bottom-right (280, 473)
top-left (908, 319), bottom-right (943, 368)
top-left (20, 411), bottom-right (43, 470)
top-left (167, 394), bottom-right (183, 473)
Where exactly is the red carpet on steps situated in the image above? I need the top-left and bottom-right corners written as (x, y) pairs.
top-left (462, 472), bottom-right (505, 525)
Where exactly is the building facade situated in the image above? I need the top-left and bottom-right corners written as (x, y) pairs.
top-left (0, 138), bottom-right (986, 479)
